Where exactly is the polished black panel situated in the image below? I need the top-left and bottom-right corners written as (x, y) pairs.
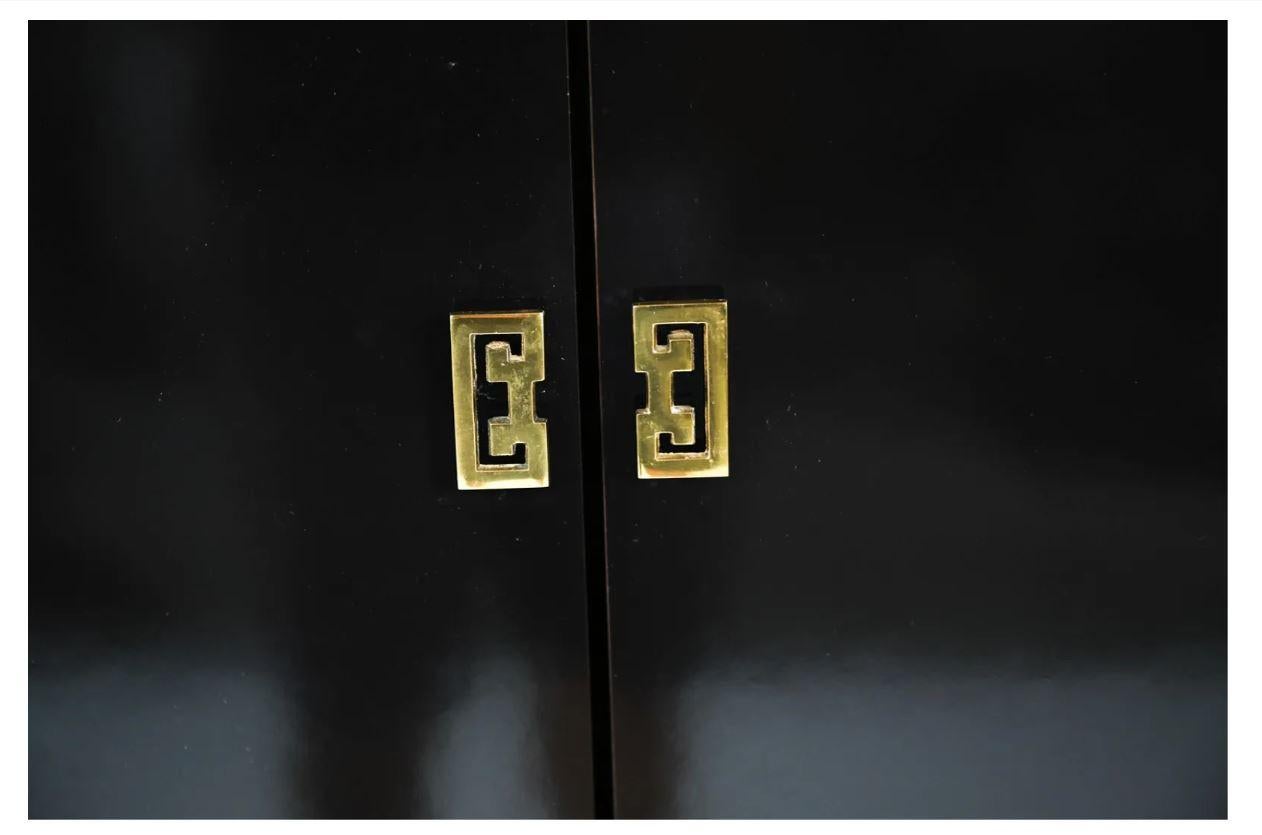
top-left (30, 22), bottom-right (592, 818)
top-left (590, 23), bottom-right (1225, 818)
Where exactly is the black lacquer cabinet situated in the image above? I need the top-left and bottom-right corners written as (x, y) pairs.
top-left (30, 22), bottom-right (594, 818)
top-left (589, 22), bottom-right (1225, 818)
top-left (29, 21), bottom-right (1226, 818)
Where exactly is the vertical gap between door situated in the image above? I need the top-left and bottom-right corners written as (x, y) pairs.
top-left (566, 19), bottom-right (615, 820)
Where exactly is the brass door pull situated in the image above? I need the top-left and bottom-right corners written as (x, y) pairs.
top-left (449, 310), bottom-right (549, 490)
top-left (633, 300), bottom-right (730, 479)
top-left (448, 301), bottom-right (729, 488)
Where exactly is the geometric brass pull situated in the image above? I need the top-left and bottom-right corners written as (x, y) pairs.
top-left (633, 300), bottom-right (729, 479)
top-left (449, 310), bottom-right (549, 490)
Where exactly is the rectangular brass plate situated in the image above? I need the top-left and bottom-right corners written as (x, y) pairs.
top-left (633, 300), bottom-right (729, 479)
top-left (449, 311), bottom-right (549, 490)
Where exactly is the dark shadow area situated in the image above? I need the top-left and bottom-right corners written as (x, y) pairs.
top-left (474, 332), bottom-right (528, 466)
top-left (654, 323), bottom-right (708, 454)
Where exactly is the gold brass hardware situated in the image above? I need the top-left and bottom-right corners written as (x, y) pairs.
top-left (449, 311), bottom-right (549, 490)
top-left (633, 300), bottom-right (729, 479)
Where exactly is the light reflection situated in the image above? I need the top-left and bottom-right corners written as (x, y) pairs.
top-left (673, 651), bottom-right (1224, 818)
top-left (422, 652), bottom-right (544, 818)
top-left (29, 648), bottom-right (298, 818)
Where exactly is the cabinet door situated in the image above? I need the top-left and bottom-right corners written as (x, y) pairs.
top-left (590, 22), bottom-right (1225, 818)
top-left (29, 22), bottom-right (593, 818)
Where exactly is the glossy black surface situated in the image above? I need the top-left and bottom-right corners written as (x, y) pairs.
top-left (590, 23), bottom-right (1226, 817)
top-left (30, 22), bottom-right (593, 818)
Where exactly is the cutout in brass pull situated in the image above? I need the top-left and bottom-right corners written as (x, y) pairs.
top-left (633, 300), bottom-right (729, 479)
top-left (449, 311), bottom-right (548, 490)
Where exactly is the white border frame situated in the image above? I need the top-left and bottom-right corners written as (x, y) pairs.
top-left (5, 2), bottom-right (1254, 830)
